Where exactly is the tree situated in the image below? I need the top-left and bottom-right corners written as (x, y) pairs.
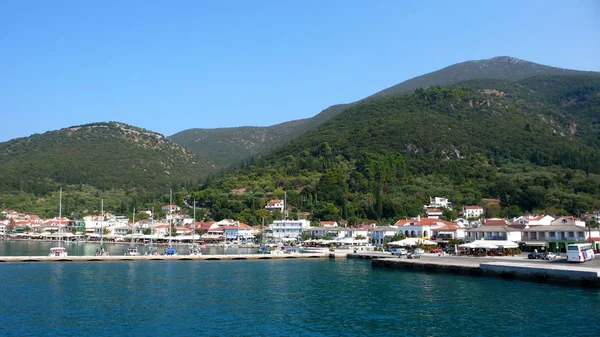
top-left (442, 208), bottom-right (459, 222)
top-left (300, 231), bottom-right (311, 241)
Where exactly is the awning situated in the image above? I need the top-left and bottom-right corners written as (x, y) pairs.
top-left (520, 241), bottom-right (546, 246)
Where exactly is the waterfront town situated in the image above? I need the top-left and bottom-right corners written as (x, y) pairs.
top-left (2, 197), bottom-right (599, 254)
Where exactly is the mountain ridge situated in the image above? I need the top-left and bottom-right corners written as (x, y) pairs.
top-left (170, 56), bottom-right (598, 170)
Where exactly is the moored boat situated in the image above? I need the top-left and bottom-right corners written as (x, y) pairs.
top-left (49, 247), bottom-right (68, 257)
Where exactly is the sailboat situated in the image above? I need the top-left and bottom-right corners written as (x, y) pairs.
top-left (147, 207), bottom-right (158, 255)
top-left (49, 188), bottom-right (68, 257)
top-left (258, 217), bottom-right (270, 254)
top-left (165, 189), bottom-right (177, 256)
top-left (95, 199), bottom-right (109, 256)
top-left (125, 207), bottom-right (140, 256)
top-left (187, 199), bottom-right (202, 256)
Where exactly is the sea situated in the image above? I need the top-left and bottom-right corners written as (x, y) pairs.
top-left (1, 241), bottom-right (599, 337)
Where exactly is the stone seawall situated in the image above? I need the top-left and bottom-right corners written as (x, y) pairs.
top-left (371, 257), bottom-right (600, 288)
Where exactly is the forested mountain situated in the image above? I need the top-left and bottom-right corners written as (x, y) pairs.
top-left (371, 56), bottom-right (596, 97)
top-left (190, 75), bottom-right (600, 227)
top-left (2, 58), bottom-right (598, 224)
top-left (169, 103), bottom-right (352, 171)
top-left (171, 57), bottom-right (596, 171)
top-left (0, 122), bottom-right (211, 195)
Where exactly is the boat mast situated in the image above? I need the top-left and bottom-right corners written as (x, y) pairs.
top-left (192, 199), bottom-right (196, 245)
top-left (169, 189), bottom-right (173, 247)
top-left (151, 206), bottom-right (154, 247)
top-left (100, 198), bottom-right (104, 248)
top-left (59, 187), bottom-right (62, 248)
top-left (131, 207), bottom-right (135, 247)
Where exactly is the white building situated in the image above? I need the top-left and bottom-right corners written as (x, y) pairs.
top-left (222, 223), bottom-right (253, 240)
top-left (395, 218), bottom-right (465, 242)
top-left (512, 215), bottom-right (554, 226)
top-left (162, 204), bottom-right (181, 213)
top-left (320, 221), bottom-right (339, 227)
top-left (265, 199), bottom-right (285, 212)
top-left (463, 206), bottom-right (484, 219)
top-left (369, 226), bottom-right (398, 246)
top-left (269, 219), bottom-right (310, 240)
top-left (426, 197), bottom-right (452, 210)
top-left (425, 208), bottom-right (443, 219)
top-left (550, 216), bottom-right (585, 227)
top-left (465, 226), bottom-right (522, 242)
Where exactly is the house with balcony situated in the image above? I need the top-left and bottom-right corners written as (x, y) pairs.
top-left (463, 206), bottom-right (484, 219)
top-left (426, 197), bottom-right (452, 210)
top-left (369, 226), bottom-right (399, 246)
top-left (464, 226), bottom-right (522, 242)
top-left (265, 199), bottom-right (285, 213)
top-left (425, 208), bottom-right (443, 219)
top-left (162, 204), bottom-right (181, 214)
top-left (522, 224), bottom-right (600, 252)
top-left (222, 223), bottom-right (253, 240)
top-left (269, 219), bottom-right (310, 241)
top-left (395, 217), bottom-right (465, 242)
top-left (304, 226), bottom-right (342, 239)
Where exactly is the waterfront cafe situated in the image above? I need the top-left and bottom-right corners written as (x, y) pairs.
top-left (458, 239), bottom-right (519, 256)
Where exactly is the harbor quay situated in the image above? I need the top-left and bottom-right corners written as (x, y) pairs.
top-left (0, 252), bottom-right (331, 262)
top-left (368, 253), bottom-right (600, 288)
top-left (2, 250), bottom-right (599, 288)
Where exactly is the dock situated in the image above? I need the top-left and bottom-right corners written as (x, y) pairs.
top-left (370, 255), bottom-right (600, 288)
top-left (0, 253), bottom-right (332, 262)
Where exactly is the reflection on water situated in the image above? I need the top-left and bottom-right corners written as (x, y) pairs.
top-left (0, 240), bottom-right (257, 256)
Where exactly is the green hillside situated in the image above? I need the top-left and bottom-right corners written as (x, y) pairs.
top-left (190, 76), bottom-right (600, 226)
top-left (169, 103), bottom-right (353, 171)
top-left (0, 122), bottom-right (211, 195)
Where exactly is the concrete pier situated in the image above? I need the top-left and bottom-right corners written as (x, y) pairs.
top-left (371, 255), bottom-right (600, 288)
top-left (0, 253), bottom-right (331, 262)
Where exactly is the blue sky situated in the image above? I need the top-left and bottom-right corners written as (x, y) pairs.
top-left (1, 0), bottom-right (599, 142)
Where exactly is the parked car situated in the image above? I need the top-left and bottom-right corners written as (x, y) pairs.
top-left (391, 248), bottom-right (408, 256)
top-left (543, 252), bottom-right (558, 260)
top-left (528, 252), bottom-right (543, 259)
top-left (407, 252), bottom-right (422, 259)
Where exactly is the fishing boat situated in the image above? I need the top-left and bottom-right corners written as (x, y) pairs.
top-left (48, 188), bottom-right (68, 257)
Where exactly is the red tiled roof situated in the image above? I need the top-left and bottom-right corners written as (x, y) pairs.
top-left (483, 218), bottom-right (508, 226)
top-left (464, 206), bottom-right (483, 209)
top-left (394, 219), bottom-right (414, 226)
top-left (267, 200), bottom-right (283, 204)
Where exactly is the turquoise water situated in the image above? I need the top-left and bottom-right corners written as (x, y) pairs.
top-left (0, 240), bottom-right (256, 256)
top-left (0, 259), bottom-right (598, 337)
